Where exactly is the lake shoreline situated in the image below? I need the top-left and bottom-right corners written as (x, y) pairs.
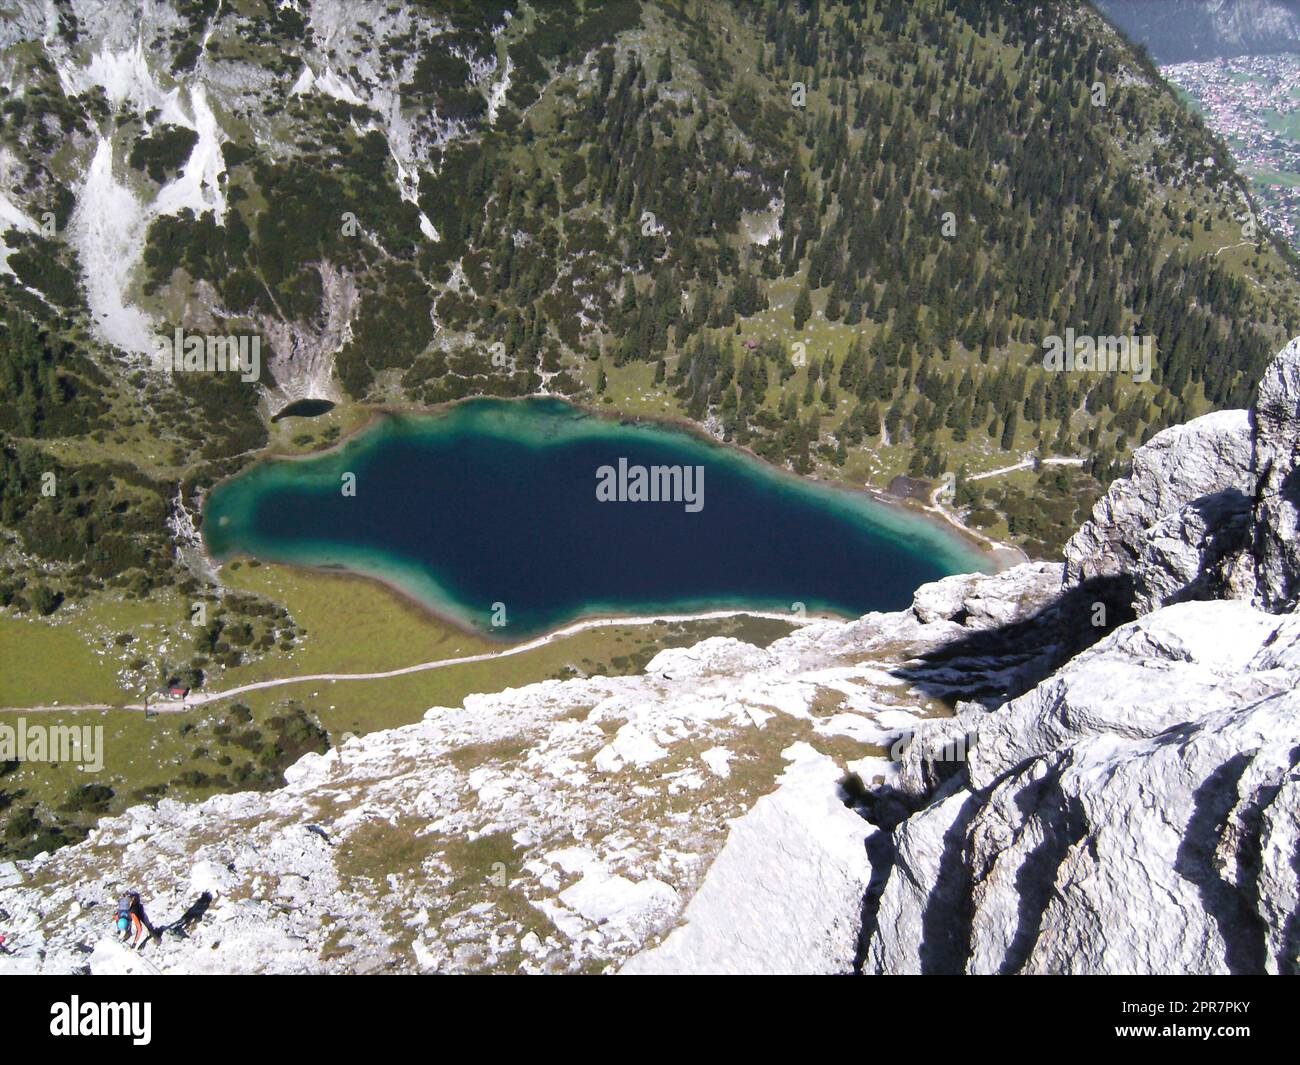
top-left (211, 555), bottom-right (854, 645)
top-left (201, 395), bottom-right (1020, 643)
top-left (228, 393), bottom-right (1020, 571)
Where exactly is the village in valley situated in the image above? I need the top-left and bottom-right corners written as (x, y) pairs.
top-left (1163, 53), bottom-right (1300, 250)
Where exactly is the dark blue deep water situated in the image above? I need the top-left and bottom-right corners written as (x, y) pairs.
top-left (203, 399), bottom-right (990, 638)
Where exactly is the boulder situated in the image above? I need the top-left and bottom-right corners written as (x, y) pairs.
top-left (910, 561), bottom-right (1063, 629)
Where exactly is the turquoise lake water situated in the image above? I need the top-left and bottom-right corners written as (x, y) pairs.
top-left (203, 398), bottom-right (990, 638)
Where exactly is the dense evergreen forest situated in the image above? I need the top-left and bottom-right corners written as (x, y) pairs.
top-left (1, 0), bottom-right (1298, 618)
top-left (409, 0), bottom-right (1300, 554)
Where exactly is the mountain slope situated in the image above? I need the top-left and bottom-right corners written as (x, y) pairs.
top-left (4, 0), bottom-right (1300, 853)
top-left (4, 337), bottom-right (1299, 975)
top-left (1098, 0), bottom-right (1300, 62)
top-left (2, 0), bottom-right (1298, 570)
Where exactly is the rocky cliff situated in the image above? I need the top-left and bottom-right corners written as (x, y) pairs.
top-left (3, 342), bottom-right (1300, 975)
top-left (862, 336), bottom-right (1300, 974)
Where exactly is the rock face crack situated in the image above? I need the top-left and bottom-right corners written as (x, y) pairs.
top-left (1174, 752), bottom-right (1267, 974)
top-left (915, 791), bottom-right (982, 975)
top-left (998, 773), bottom-right (1088, 975)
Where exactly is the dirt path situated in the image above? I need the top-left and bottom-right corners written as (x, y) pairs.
top-left (921, 486), bottom-right (1028, 567)
top-left (0, 608), bottom-right (817, 715)
top-left (967, 456), bottom-right (1086, 481)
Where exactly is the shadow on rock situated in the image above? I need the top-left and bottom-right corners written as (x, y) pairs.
top-left (892, 575), bottom-right (1136, 711)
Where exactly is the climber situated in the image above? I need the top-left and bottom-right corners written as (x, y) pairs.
top-left (115, 892), bottom-right (156, 950)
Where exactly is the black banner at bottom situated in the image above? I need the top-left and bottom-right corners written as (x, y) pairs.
top-left (0, 973), bottom-right (1283, 1053)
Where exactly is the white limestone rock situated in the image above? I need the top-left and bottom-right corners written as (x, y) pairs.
top-left (910, 561), bottom-right (1063, 629)
top-left (622, 745), bottom-right (873, 974)
top-left (865, 600), bottom-right (1300, 974)
top-left (1064, 409), bottom-right (1254, 597)
top-left (1252, 335), bottom-right (1300, 611)
top-left (89, 937), bottom-right (160, 976)
top-left (1131, 489), bottom-right (1254, 613)
top-left (963, 601), bottom-right (1294, 791)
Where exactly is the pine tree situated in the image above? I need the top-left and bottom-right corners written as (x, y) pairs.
top-left (657, 48), bottom-right (673, 83)
top-left (862, 402), bottom-right (881, 437)
top-left (1000, 408), bottom-right (1018, 452)
top-left (792, 284), bottom-right (813, 331)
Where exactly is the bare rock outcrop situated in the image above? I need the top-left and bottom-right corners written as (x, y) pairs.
top-left (621, 744), bottom-right (873, 975)
top-left (1252, 335), bottom-right (1300, 612)
top-left (910, 561), bottom-right (1063, 630)
top-left (260, 262), bottom-right (359, 413)
top-left (864, 604), bottom-right (1300, 974)
top-left (1063, 408), bottom-right (1254, 611)
top-left (1130, 488), bottom-right (1254, 611)
top-left (859, 337), bottom-right (1300, 975)
top-left (1066, 335), bottom-right (1300, 617)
